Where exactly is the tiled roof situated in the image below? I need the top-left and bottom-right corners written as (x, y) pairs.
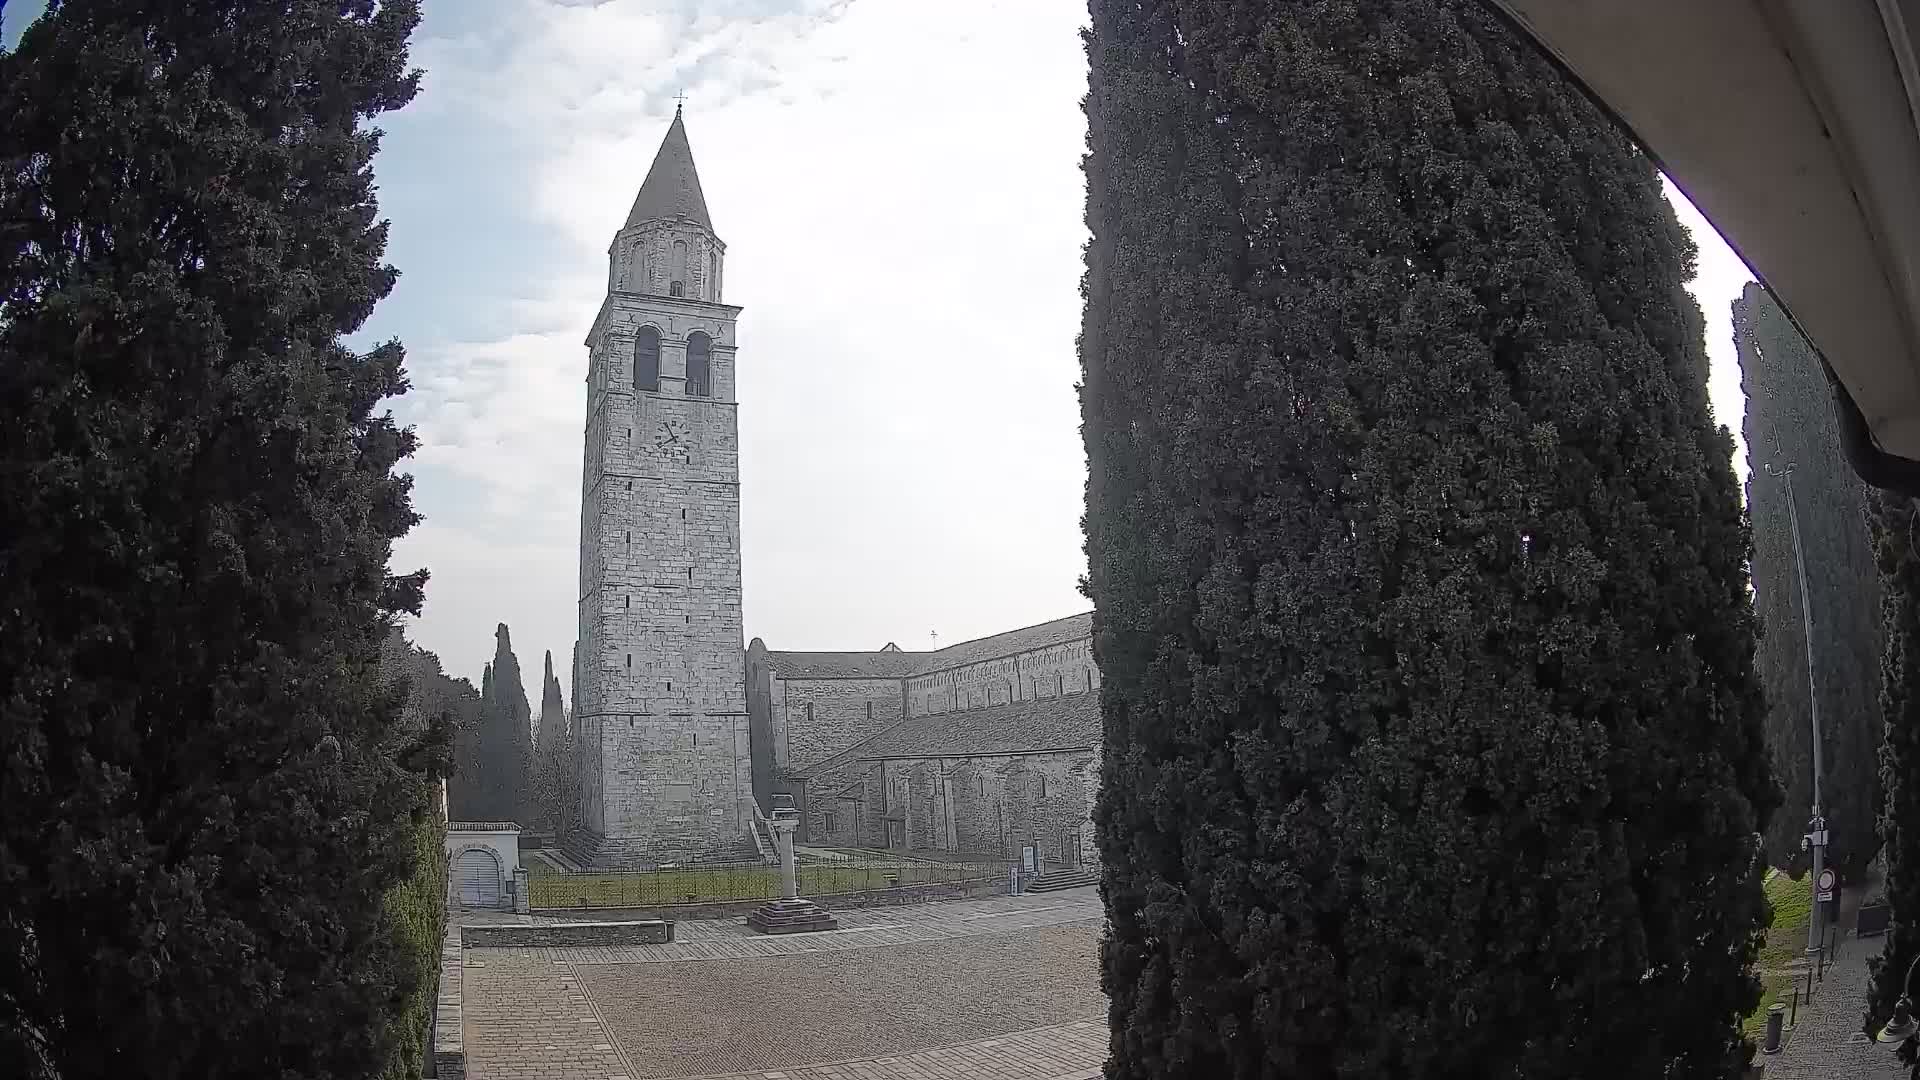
top-left (913, 612), bottom-right (1092, 675)
top-left (830, 692), bottom-right (1101, 765)
top-left (765, 611), bottom-right (1092, 682)
top-left (764, 650), bottom-right (925, 679)
top-left (449, 821), bottom-right (521, 832)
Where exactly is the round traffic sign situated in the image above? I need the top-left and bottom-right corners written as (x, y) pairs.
top-left (1817, 868), bottom-right (1837, 891)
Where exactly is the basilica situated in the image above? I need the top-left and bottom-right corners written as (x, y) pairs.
top-left (566, 111), bottom-right (1100, 871)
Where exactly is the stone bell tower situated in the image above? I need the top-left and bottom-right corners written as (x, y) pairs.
top-left (569, 107), bottom-right (753, 867)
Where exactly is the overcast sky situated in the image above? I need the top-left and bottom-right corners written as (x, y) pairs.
top-left (4, 0), bottom-right (1757, 697)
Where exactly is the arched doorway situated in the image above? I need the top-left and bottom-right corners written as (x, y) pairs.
top-left (454, 847), bottom-right (502, 908)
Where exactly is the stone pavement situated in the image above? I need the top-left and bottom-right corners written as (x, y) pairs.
top-left (678, 1019), bottom-right (1106, 1080)
top-left (1762, 928), bottom-right (1905, 1079)
top-left (461, 887), bottom-right (1107, 1080)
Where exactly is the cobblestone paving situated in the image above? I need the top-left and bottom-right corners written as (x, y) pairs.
top-left (461, 950), bottom-right (627, 1080)
top-left (523, 892), bottom-right (1103, 965)
top-left (1763, 932), bottom-right (1905, 1079)
top-left (577, 925), bottom-right (1102, 1078)
top-left (462, 889), bottom-right (1107, 1080)
top-left (680, 1019), bottom-right (1106, 1080)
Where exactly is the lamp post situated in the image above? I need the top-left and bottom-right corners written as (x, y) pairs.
top-left (1876, 953), bottom-right (1920, 1045)
top-left (1765, 460), bottom-right (1829, 966)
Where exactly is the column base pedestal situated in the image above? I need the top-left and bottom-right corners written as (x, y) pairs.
top-left (747, 897), bottom-right (840, 935)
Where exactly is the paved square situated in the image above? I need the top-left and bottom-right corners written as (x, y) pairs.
top-left (579, 925), bottom-right (1101, 1078)
top-left (461, 888), bottom-right (1108, 1080)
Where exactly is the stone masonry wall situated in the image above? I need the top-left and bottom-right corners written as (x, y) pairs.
top-left (770, 675), bottom-right (906, 774)
top-left (574, 249), bottom-right (752, 864)
top-left (848, 749), bottom-right (1095, 867)
top-left (905, 638), bottom-right (1100, 718)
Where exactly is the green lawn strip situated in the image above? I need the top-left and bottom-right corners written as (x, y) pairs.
top-left (1743, 971), bottom-right (1796, 1039)
top-left (526, 860), bottom-right (999, 908)
top-left (1742, 871), bottom-right (1814, 1036)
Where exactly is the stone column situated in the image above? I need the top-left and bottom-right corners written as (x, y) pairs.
top-left (774, 814), bottom-right (799, 900)
top-left (746, 800), bottom-right (838, 935)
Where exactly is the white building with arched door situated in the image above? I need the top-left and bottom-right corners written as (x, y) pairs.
top-left (447, 822), bottom-right (521, 910)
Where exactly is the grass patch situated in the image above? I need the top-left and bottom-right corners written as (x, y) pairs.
top-left (527, 860), bottom-right (997, 909)
top-left (1741, 871), bottom-right (1815, 1039)
top-left (1757, 871), bottom-right (1815, 971)
top-left (1743, 970), bottom-right (1796, 1039)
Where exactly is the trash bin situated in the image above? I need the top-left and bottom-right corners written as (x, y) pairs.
top-left (1763, 1002), bottom-right (1787, 1054)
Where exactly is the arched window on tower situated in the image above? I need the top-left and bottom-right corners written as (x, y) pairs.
top-left (671, 239), bottom-right (689, 296)
top-left (707, 251), bottom-right (718, 299)
top-left (686, 331), bottom-right (712, 398)
top-left (634, 325), bottom-right (660, 393)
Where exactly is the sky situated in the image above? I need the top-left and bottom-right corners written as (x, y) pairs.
top-left (4, 0), bottom-right (1757, 698)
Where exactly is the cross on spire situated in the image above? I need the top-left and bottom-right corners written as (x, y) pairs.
top-left (673, 89), bottom-right (688, 115)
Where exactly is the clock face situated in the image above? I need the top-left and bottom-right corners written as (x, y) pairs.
top-left (653, 417), bottom-right (691, 458)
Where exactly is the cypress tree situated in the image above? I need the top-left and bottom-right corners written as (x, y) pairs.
top-left (0, 2), bottom-right (431, 1077)
top-left (1736, 282), bottom-right (1883, 879)
top-left (1081, 3), bottom-right (1775, 1077)
top-left (1870, 491), bottom-right (1920, 1071)
top-left (488, 623), bottom-right (535, 824)
top-left (533, 650), bottom-right (568, 831)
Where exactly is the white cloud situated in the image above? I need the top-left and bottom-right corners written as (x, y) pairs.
top-left (391, 0), bottom-right (1091, 681)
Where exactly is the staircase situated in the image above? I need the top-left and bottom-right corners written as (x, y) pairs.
top-left (1024, 867), bottom-right (1099, 893)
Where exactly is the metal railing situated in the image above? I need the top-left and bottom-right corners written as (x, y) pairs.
top-left (527, 854), bottom-right (1005, 910)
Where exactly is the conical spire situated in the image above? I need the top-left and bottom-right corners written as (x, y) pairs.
top-left (624, 107), bottom-right (713, 232)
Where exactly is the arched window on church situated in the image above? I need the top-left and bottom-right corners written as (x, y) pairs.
top-left (671, 239), bottom-right (689, 296)
top-left (707, 251), bottom-right (718, 299)
top-left (634, 326), bottom-right (660, 393)
top-left (686, 331), bottom-right (712, 398)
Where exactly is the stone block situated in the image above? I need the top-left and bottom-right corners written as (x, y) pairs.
top-left (745, 897), bottom-right (841, 935)
top-left (460, 919), bottom-right (677, 948)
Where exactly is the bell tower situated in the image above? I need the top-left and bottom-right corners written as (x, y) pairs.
top-left (571, 107), bottom-right (752, 866)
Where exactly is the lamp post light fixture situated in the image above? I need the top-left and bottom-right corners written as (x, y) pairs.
top-left (1763, 460), bottom-right (1831, 966)
top-left (1876, 953), bottom-right (1920, 1046)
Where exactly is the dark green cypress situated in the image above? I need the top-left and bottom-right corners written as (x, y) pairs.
top-left (1869, 492), bottom-right (1920, 1073)
top-left (1080, 2), bottom-right (1775, 1077)
top-left (487, 623), bottom-right (535, 824)
top-left (1736, 283), bottom-right (1882, 879)
top-left (0, 2), bottom-right (431, 1077)
top-left (534, 650), bottom-right (569, 831)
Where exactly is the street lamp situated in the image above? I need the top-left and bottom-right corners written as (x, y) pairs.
top-left (1875, 953), bottom-right (1920, 1045)
top-left (1764, 460), bottom-right (1830, 965)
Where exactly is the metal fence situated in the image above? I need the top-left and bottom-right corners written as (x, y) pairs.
top-left (527, 855), bottom-right (1006, 910)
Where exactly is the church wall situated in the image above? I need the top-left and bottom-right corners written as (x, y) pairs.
top-left (840, 750), bottom-right (1097, 868)
top-left (904, 638), bottom-right (1101, 718)
top-left (771, 676), bottom-right (907, 775)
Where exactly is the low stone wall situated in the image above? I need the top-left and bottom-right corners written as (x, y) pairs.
top-left (432, 914), bottom-right (465, 1080)
top-left (462, 919), bottom-right (676, 948)
top-left (533, 874), bottom-right (1004, 923)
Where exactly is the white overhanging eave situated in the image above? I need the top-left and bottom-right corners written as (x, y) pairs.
top-left (1486, 0), bottom-right (1920, 470)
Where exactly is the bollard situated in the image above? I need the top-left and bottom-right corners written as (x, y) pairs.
top-left (1790, 985), bottom-right (1800, 1027)
top-left (1763, 1003), bottom-right (1787, 1054)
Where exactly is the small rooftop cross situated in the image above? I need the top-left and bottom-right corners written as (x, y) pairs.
top-left (673, 89), bottom-right (688, 114)
top-left (930, 630), bottom-right (939, 649)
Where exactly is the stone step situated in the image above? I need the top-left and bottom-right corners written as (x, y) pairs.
top-left (1025, 868), bottom-right (1099, 893)
top-left (747, 897), bottom-right (841, 935)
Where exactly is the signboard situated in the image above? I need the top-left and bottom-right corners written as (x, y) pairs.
top-left (1816, 867), bottom-right (1838, 903)
top-left (1021, 844), bottom-right (1039, 875)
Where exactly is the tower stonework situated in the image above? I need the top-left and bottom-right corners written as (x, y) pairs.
top-left (570, 110), bottom-right (753, 866)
